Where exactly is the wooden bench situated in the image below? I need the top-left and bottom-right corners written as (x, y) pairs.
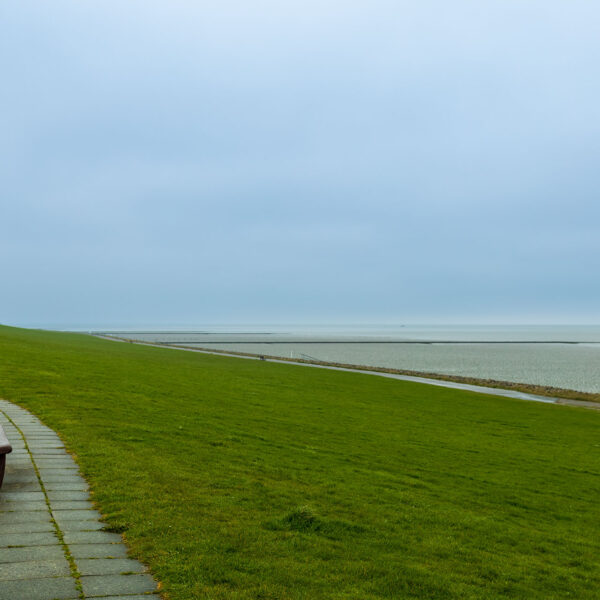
top-left (0, 424), bottom-right (12, 490)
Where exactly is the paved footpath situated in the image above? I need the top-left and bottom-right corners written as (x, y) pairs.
top-left (0, 399), bottom-right (160, 600)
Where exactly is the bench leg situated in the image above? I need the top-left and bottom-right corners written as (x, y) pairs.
top-left (0, 454), bottom-right (5, 490)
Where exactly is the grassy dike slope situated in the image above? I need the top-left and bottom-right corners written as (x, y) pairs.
top-left (0, 325), bottom-right (599, 599)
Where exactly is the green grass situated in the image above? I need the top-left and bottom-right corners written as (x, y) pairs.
top-left (0, 324), bottom-right (599, 599)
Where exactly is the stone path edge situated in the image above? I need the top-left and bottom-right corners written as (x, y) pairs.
top-left (1, 407), bottom-right (83, 597)
top-left (0, 399), bottom-right (160, 600)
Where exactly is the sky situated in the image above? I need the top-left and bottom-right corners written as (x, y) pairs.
top-left (1, 1), bottom-right (599, 328)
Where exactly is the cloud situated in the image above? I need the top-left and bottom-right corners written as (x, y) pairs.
top-left (1, 1), bottom-right (599, 325)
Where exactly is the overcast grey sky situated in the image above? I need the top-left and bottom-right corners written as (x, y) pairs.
top-left (1, 1), bottom-right (599, 327)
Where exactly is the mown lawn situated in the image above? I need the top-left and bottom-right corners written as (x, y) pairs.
top-left (0, 324), bottom-right (598, 599)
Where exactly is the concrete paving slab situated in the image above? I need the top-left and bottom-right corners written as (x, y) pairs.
top-left (0, 500), bottom-right (47, 510)
top-left (81, 573), bottom-right (157, 597)
top-left (0, 511), bottom-right (51, 524)
top-left (34, 457), bottom-right (77, 471)
top-left (1, 474), bottom-right (39, 483)
top-left (19, 426), bottom-right (50, 431)
top-left (0, 545), bottom-right (66, 564)
top-left (50, 500), bottom-right (94, 510)
top-left (59, 520), bottom-right (104, 532)
top-left (35, 461), bottom-right (77, 467)
top-left (44, 482), bottom-right (88, 491)
top-left (0, 521), bottom-right (55, 534)
top-left (34, 461), bottom-right (77, 468)
top-left (76, 557), bottom-right (146, 576)
top-left (69, 543), bottom-right (129, 559)
top-left (0, 531), bottom-right (58, 547)
top-left (0, 558), bottom-right (71, 580)
top-left (3, 463), bottom-right (29, 471)
top-left (93, 596), bottom-right (160, 600)
top-left (4, 462), bottom-right (31, 469)
top-left (0, 576), bottom-right (78, 600)
top-left (52, 509), bottom-right (102, 521)
top-left (29, 443), bottom-right (66, 448)
top-left (1, 483), bottom-right (43, 494)
top-left (47, 490), bottom-right (91, 501)
top-left (39, 474), bottom-right (85, 484)
top-left (2, 466), bottom-right (33, 475)
top-left (37, 467), bottom-right (80, 473)
top-left (63, 530), bottom-right (123, 545)
top-left (29, 454), bottom-right (67, 458)
top-left (0, 491), bottom-right (46, 502)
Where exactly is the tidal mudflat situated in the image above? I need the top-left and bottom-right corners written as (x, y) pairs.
top-left (106, 325), bottom-right (600, 394)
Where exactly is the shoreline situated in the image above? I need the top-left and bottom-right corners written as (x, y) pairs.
top-left (94, 335), bottom-right (600, 409)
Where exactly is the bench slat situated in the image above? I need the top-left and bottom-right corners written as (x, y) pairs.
top-left (0, 424), bottom-right (12, 455)
top-left (0, 424), bottom-right (12, 490)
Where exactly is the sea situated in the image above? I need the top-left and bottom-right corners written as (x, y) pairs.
top-left (91, 325), bottom-right (600, 394)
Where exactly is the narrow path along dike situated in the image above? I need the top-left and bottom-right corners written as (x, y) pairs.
top-left (101, 336), bottom-right (598, 411)
top-left (0, 399), bottom-right (159, 600)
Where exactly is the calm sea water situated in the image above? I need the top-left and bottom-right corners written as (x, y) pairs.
top-left (98, 325), bottom-right (600, 394)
